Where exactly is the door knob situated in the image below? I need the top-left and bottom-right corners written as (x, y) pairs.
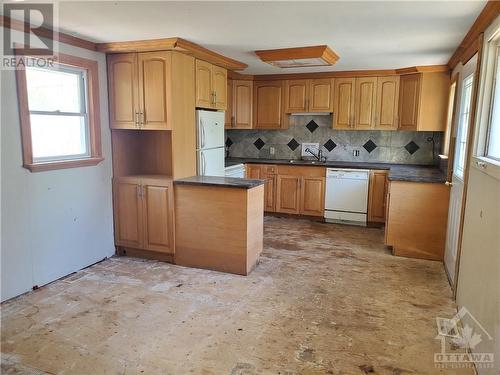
top-left (445, 181), bottom-right (453, 186)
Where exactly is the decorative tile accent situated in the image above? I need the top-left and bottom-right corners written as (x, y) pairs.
top-left (225, 137), bottom-right (233, 147)
top-left (306, 120), bottom-right (319, 133)
top-left (324, 139), bottom-right (337, 152)
top-left (363, 140), bottom-right (377, 153)
top-left (253, 138), bottom-right (265, 150)
top-left (405, 141), bottom-right (420, 155)
top-left (287, 138), bottom-right (300, 151)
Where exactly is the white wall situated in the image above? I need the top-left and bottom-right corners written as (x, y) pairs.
top-left (0, 34), bottom-right (115, 301)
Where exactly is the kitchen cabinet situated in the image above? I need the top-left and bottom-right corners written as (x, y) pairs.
top-left (246, 164), bottom-right (262, 179)
top-left (354, 77), bottom-right (377, 129)
top-left (108, 52), bottom-right (170, 130)
top-left (333, 78), bottom-right (356, 129)
top-left (367, 170), bottom-right (389, 223)
top-left (398, 72), bottom-right (449, 131)
top-left (375, 76), bottom-right (400, 130)
top-left (195, 59), bottom-right (227, 110)
top-left (232, 80), bottom-right (253, 128)
top-left (263, 173), bottom-right (277, 212)
top-left (301, 177), bottom-right (325, 216)
top-left (225, 79), bottom-right (233, 129)
top-left (285, 78), bottom-right (333, 113)
top-left (253, 80), bottom-right (287, 129)
top-left (276, 175), bottom-right (302, 214)
top-left (113, 176), bottom-right (174, 254)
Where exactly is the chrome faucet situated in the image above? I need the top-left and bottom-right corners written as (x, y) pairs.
top-left (305, 147), bottom-right (326, 162)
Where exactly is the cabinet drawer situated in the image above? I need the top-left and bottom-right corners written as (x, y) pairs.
top-left (262, 165), bottom-right (277, 174)
top-left (277, 165), bottom-right (326, 177)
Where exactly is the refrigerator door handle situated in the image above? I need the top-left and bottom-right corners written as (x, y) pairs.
top-left (200, 119), bottom-right (206, 149)
top-left (201, 152), bottom-right (206, 175)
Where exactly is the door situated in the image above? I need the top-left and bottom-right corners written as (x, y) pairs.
top-left (368, 170), bottom-right (388, 222)
top-left (143, 183), bottom-right (173, 253)
top-left (354, 77), bottom-right (377, 129)
top-left (375, 76), bottom-right (400, 130)
top-left (197, 148), bottom-right (225, 177)
top-left (398, 73), bottom-right (421, 130)
top-left (276, 175), bottom-right (301, 214)
top-left (309, 79), bottom-right (333, 112)
top-left (225, 79), bottom-right (233, 128)
top-left (333, 78), bottom-right (355, 129)
top-left (285, 80), bottom-right (308, 113)
top-left (114, 180), bottom-right (143, 248)
top-left (195, 60), bottom-right (213, 108)
top-left (138, 52), bottom-right (170, 130)
top-left (254, 81), bottom-right (284, 129)
top-left (444, 57), bottom-right (477, 287)
top-left (108, 53), bottom-right (139, 129)
top-left (197, 110), bottom-right (225, 150)
top-left (212, 65), bottom-right (227, 110)
top-left (263, 173), bottom-right (276, 212)
top-left (301, 177), bottom-right (325, 216)
top-left (233, 80), bottom-right (253, 128)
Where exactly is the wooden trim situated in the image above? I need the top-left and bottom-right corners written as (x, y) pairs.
top-left (255, 45), bottom-right (339, 68)
top-left (97, 37), bottom-right (247, 71)
top-left (445, 73), bottom-right (460, 183)
top-left (395, 65), bottom-right (450, 74)
top-left (15, 52), bottom-right (103, 172)
top-left (0, 15), bottom-right (98, 51)
top-left (448, 1), bottom-right (500, 69)
top-left (227, 70), bottom-right (254, 80)
top-left (453, 34), bottom-right (484, 299)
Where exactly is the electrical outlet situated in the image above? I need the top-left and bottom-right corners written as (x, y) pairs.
top-left (353, 149), bottom-right (360, 157)
top-left (270, 146), bottom-right (275, 155)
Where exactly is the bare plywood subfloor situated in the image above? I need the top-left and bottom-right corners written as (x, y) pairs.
top-left (1, 217), bottom-right (472, 374)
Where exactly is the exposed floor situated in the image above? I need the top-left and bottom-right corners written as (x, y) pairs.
top-left (1, 217), bottom-right (473, 375)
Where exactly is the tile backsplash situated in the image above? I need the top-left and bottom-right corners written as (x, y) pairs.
top-left (226, 115), bottom-right (442, 165)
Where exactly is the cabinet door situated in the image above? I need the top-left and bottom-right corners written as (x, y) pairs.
top-left (354, 77), bottom-right (377, 129)
top-left (333, 78), bottom-right (355, 129)
top-left (142, 183), bottom-right (173, 253)
top-left (276, 175), bottom-right (301, 214)
top-left (195, 60), bottom-right (213, 109)
top-left (138, 52), bottom-right (170, 130)
top-left (309, 79), bottom-right (333, 112)
top-left (212, 65), bottom-right (227, 110)
top-left (263, 173), bottom-right (276, 212)
top-left (246, 164), bottom-right (262, 179)
top-left (108, 53), bottom-right (139, 129)
top-left (375, 76), bottom-right (400, 130)
top-left (114, 180), bottom-right (143, 248)
top-left (300, 177), bottom-right (325, 216)
top-left (398, 73), bottom-right (421, 130)
top-left (368, 171), bottom-right (388, 223)
top-left (225, 79), bottom-right (233, 128)
top-left (254, 81), bottom-right (284, 129)
top-left (233, 80), bottom-right (253, 128)
top-left (285, 80), bottom-right (308, 113)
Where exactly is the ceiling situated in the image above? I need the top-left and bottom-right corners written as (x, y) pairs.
top-left (48, 1), bottom-right (485, 74)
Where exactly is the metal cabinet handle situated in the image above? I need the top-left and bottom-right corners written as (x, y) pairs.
top-left (141, 111), bottom-right (145, 127)
top-left (135, 112), bottom-right (140, 128)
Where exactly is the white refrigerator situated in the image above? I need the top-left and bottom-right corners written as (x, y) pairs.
top-left (196, 110), bottom-right (225, 177)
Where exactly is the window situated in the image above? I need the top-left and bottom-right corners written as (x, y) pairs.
top-left (16, 53), bottom-right (102, 172)
top-left (454, 74), bottom-right (474, 180)
top-left (486, 46), bottom-right (500, 161)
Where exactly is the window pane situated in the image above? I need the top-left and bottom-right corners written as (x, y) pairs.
top-left (487, 52), bottom-right (500, 160)
top-left (26, 66), bottom-right (83, 113)
top-left (30, 114), bottom-right (88, 160)
top-left (454, 75), bottom-right (474, 180)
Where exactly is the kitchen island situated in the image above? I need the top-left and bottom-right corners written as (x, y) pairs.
top-left (174, 176), bottom-right (265, 275)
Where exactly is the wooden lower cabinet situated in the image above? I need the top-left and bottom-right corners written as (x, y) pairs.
top-left (113, 175), bottom-right (174, 254)
top-left (367, 170), bottom-right (389, 223)
top-left (301, 177), bottom-right (325, 216)
top-left (263, 173), bottom-right (276, 212)
top-left (276, 175), bottom-right (302, 214)
top-left (246, 164), bottom-right (262, 179)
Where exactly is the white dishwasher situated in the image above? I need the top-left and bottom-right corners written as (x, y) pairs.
top-left (324, 168), bottom-right (369, 226)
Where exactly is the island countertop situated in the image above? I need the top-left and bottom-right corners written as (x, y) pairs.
top-left (225, 158), bottom-right (446, 184)
top-left (174, 175), bottom-right (265, 189)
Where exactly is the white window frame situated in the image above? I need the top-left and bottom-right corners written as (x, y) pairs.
top-left (472, 15), bottom-right (500, 181)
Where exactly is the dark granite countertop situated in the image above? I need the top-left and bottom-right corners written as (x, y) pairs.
top-left (174, 175), bottom-right (265, 189)
top-left (225, 158), bottom-right (446, 183)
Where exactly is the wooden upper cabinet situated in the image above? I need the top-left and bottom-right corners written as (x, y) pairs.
top-left (368, 170), bottom-right (388, 223)
top-left (375, 76), bottom-right (400, 130)
top-left (398, 74), bottom-right (421, 131)
top-left (333, 78), bottom-right (355, 129)
top-left (233, 80), bottom-right (253, 129)
top-left (254, 80), bottom-right (284, 129)
top-left (113, 179), bottom-right (143, 248)
top-left (195, 59), bottom-right (227, 110)
top-left (309, 79), bottom-right (333, 112)
top-left (285, 80), bottom-right (308, 113)
top-left (195, 60), bottom-right (213, 109)
top-left (142, 182), bottom-right (173, 253)
top-left (225, 79), bottom-right (233, 128)
top-left (354, 77), bottom-right (377, 129)
top-left (137, 52), bottom-right (170, 130)
top-left (301, 176), bottom-right (325, 216)
top-left (276, 175), bottom-right (301, 214)
top-left (108, 53), bottom-right (139, 129)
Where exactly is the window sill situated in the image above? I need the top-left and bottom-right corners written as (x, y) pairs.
top-left (24, 157), bottom-right (104, 172)
top-left (471, 156), bottom-right (500, 181)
